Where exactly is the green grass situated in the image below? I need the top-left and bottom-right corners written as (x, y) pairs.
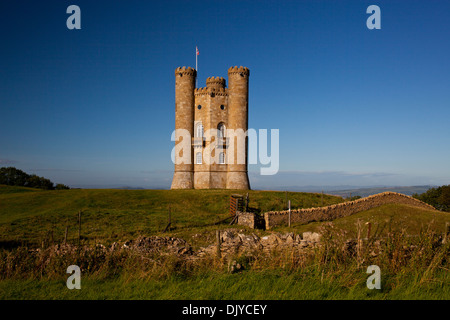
top-left (1, 185), bottom-right (449, 300)
top-left (274, 203), bottom-right (450, 238)
top-left (0, 186), bottom-right (343, 247)
top-left (0, 185), bottom-right (41, 195)
top-left (1, 269), bottom-right (448, 300)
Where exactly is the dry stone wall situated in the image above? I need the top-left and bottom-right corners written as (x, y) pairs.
top-left (197, 230), bottom-right (321, 258)
top-left (236, 212), bottom-right (256, 228)
top-left (264, 192), bottom-right (436, 229)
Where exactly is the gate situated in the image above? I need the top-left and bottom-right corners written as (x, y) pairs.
top-left (229, 194), bottom-right (244, 216)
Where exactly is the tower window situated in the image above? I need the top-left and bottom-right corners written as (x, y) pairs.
top-left (219, 152), bottom-right (225, 164)
top-left (220, 105), bottom-right (225, 110)
top-left (196, 122), bottom-right (204, 138)
top-left (196, 152), bottom-right (202, 164)
top-left (217, 123), bottom-right (226, 138)
top-left (197, 105), bottom-right (202, 110)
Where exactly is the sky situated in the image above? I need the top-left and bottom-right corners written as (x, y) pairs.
top-left (1, 0), bottom-right (450, 190)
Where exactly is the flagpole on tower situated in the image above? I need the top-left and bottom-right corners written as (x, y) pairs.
top-left (195, 46), bottom-right (199, 88)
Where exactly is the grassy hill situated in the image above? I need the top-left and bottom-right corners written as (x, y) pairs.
top-left (1, 185), bottom-right (448, 248)
top-left (1, 185), bottom-right (448, 300)
top-left (2, 184), bottom-right (448, 248)
top-left (0, 185), bottom-right (344, 247)
top-left (276, 203), bottom-right (450, 238)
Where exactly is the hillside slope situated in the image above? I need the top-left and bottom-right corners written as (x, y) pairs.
top-left (0, 186), bottom-right (343, 246)
top-left (275, 203), bottom-right (450, 238)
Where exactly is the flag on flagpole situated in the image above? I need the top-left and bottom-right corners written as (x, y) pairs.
top-left (196, 46), bottom-right (199, 56)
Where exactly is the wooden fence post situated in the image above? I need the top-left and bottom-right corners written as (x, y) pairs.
top-left (78, 210), bottom-right (81, 246)
top-left (285, 191), bottom-right (288, 210)
top-left (246, 193), bottom-right (249, 212)
top-left (163, 206), bottom-right (172, 232)
top-left (288, 200), bottom-right (291, 228)
top-left (445, 222), bottom-right (450, 243)
top-left (64, 226), bottom-right (68, 245)
top-left (356, 219), bottom-right (362, 265)
top-left (216, 229), bottom-right (221, 258)
top-left (168, 205), bottom-right (171, 230)
top-left (366, 222), bottom-right (372, 240)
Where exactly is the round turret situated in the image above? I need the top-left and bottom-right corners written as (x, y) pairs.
top-left (171, 66), bottom-right (197, 189)
top-left (175, 66), bottom-right (197, 77)
top-left (206, 76), bottom-right (226, 90)
top-left (226, 66), bottom-right (250, 190)
top-left (227, 66), bottom-right (250, 77)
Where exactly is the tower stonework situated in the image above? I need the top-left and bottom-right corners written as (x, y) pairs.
top-left (170, 66), bottom-right (251, 190)
top-left (171, 67), bottom-right (196, 189)
top-left (226, 66), bottom-right (250, 189)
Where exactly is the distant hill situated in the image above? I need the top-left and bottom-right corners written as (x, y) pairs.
top-left (256, 185), bottom-right (436, 198)
top-left (328, 185), bottom-right (435, 198)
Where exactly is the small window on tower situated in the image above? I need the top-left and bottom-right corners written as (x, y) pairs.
top-left (220, 105), bottom-right (225, 110)
top-left (217, 123), bottom-right (226, 138)
top-left (196, 123), bottom-right (204, 138)
top-left (196, 152), bottom-right (202, 164)
top-left (197, 105), bottom-right (202, 110)
top-left (219, 152), bottom-right (225, 164)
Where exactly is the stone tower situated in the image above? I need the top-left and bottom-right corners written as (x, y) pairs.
top-left (171, 66), bottom-right (196, 189)
top-left (171, 66), bottom-right (250, 190)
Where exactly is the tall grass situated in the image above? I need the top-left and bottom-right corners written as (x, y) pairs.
top-left (0, 221), bottom-right (448, 299)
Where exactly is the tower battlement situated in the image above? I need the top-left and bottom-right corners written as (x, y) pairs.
top-left (228, 66), bottom-right (250, 76)
top-left (171, 66), bottom-right (250, 190)
top-left (194, 87), bottom-right (228, 96)
top-left (175, 66), bottom-right (197, 76)
top-left (206, 76), bottom-right (226, 89)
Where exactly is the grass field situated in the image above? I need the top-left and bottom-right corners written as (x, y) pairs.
top-left (0, 186), bottom-right (344, 247)
top-left (0, 185), bottom-right (449, 300)
top-left (2, 269), bottom-right (449, 300)
top-left (276, 203), bottom-right (449, 239)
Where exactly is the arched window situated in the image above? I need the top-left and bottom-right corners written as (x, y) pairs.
top-left (217, 123), bottom-right (226, 138)
top-left (219, 152), bottom-right (225, 164)
top-left (196, 122), bottom-right (204, 138)
top-left (196, 152), bottom-right (202, 164)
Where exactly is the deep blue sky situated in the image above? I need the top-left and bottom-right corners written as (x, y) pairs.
top-left (1, 0), bottom-right (449, 189)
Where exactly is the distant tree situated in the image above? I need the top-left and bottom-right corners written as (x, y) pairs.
top-left (346, 195), bottom-right (362, 201)
top-left (0, 167), bottom-right (29, 186)
top-left (438, 186), bottom-right (450, 210)
top-left (26, 174), bottom-right (54, 190)
top-left (414, 185), bottom-right (450, 212)
top-left (55, 183), bottom-right (70, 190)
top-left (0, 167), bottom-right (62, 190)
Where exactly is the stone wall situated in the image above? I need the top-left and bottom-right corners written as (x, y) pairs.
top-left (197, 230), bottom-right (322, 259)
top-left (264, 192), bottom-right (437, 230)
top-left (236, 212), bottom-right (255, 229)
